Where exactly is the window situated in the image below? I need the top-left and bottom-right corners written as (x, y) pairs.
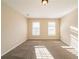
top-left (32, 22), bottom-right (40, 35)
top-left (48, 22), bottom-right (56, 36)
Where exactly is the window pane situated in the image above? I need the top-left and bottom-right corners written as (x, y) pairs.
top-left (32, 22), bottom-right (40, 35)
top-left (48, 22), bottom-right (56, 36)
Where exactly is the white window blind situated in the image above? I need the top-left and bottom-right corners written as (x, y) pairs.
top-left (32, 22), bottom-right (40, 36)
top-left (48, 22), bottom-right (56, 36)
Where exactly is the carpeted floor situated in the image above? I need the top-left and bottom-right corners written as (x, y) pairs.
top-left (2, 40), bottom-right (78, 59)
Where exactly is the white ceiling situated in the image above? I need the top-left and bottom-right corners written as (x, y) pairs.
top-left (2, 0), bottom-right (77, 18)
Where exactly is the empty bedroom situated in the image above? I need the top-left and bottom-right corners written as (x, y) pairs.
top-left (1, 0), bottom-right (78, 59)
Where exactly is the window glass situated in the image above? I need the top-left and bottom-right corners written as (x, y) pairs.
top-left (48, 22), bottom-right (56, 36)
top-left (32, 22), bottom-right (40, 36)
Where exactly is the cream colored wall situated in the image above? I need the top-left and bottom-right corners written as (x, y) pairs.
top-left (1, 2), bottom-right (28, 56)
top-left (28, 18), bottom-right (60, 40)
top-left (60, 9), bottom-right (78, 51)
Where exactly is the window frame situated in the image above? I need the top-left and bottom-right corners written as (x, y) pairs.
top-left (48, 22), bottom-right (56, 36)
top-left (32, 22), bottom-right (40, 36)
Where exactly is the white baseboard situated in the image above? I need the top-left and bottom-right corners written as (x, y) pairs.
top-left (1, 39), bottom-right (27, 56)
top-left (28, 39), bottom-right (60, 41)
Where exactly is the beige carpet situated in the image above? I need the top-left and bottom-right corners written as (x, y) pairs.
top-left (2, 40), bottom-right (78, 59)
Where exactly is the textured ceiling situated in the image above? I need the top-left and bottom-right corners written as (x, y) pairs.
top-left (2, 0), bottom-right (77, 18)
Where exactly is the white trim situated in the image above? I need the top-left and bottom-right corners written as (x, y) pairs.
top-left (1, 39), bottom-right (27, 56)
